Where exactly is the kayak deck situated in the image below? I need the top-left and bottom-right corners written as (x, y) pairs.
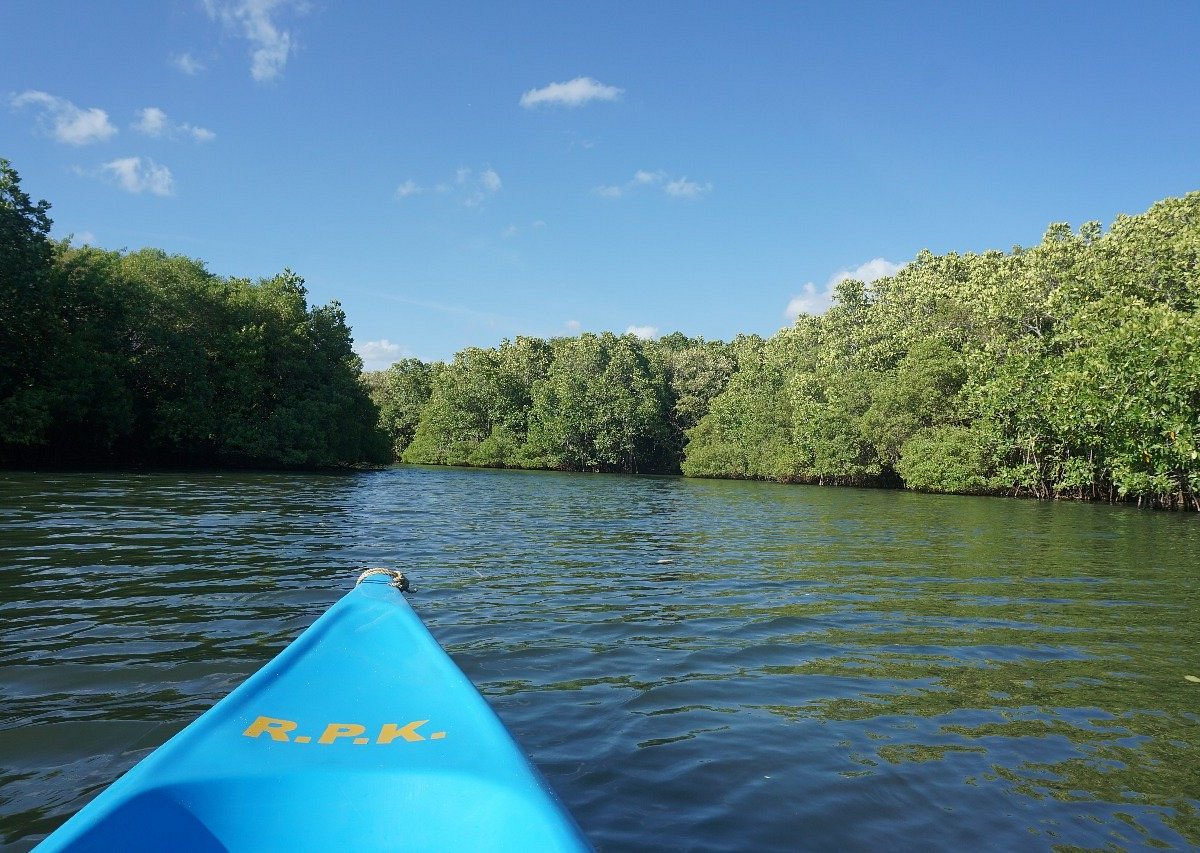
top-left (39, 575), bottom-right (590, 851)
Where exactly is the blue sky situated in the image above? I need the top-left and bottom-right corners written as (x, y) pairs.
top-left (4, 1), bottom-right (1199, 368)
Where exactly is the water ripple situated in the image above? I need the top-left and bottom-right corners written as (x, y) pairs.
top-left (2, 468), bottom-right (1199, 850)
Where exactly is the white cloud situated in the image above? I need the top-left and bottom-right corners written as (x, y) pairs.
top-left (355, 339), bottom-right (409, 371)
top-left (520, 76), bottom-right (623, 109)
top-left (835, 258), bottom-right (906, 285)
top-left (565, 319), bottom-right (582, 332)
top-left (171, 52), bottom-right (206, 75)
top-left (625, 325), bottom-right (658, 340)
top-left (204, 0), bottom-right (302, 82)
top-left (11, 91), bottom-right (117, 145)
top-left (102, 157), bottom-right (174, 196)
top-left (664, 177), bottom-right (712, 200)
top-left (784, 258), bottom-right (906, 321)
top-left (133, 107), bottom-right (215, 142)
top-left (74, 231), bottom-right (97, 246)
top-left (187, 125), bottom-right (216, 142)
top-left (395, 167), bottom-right (502, 206)
top-left (394, 180), bottom-right (421, 199)
top-left (462, 167), bottom-right (498, 207)
top-left (479, 169), bottom-right (501, 193)
top-left (597, 169), bottom-right (712, 201)
top-left (134, 107), bottom-right (168, 136)
top-left (784, 284), bottom-right (826, 320)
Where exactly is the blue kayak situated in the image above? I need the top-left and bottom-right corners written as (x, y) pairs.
top-left (38, 571), bottom-right (590, 851)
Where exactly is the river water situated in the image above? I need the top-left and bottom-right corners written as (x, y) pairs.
top-left (1, 466), bottom-right (1198, 850)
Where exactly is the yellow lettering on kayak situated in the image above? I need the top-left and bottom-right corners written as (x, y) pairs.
top-left (243, 716), bottom-right (298, 742)
top-left (318, 722), bottom-right (367, 744)
top-left (378, 720), bottom-right (428, 743)
top-left (243, 717), bottom-right (447, 744)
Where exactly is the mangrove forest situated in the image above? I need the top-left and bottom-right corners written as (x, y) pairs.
top-left (0, 158), bottom-right (388, 468)
top-left (4, 156), bottom-right (1199, 509)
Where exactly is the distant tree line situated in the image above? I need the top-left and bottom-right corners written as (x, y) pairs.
top-left (6, 155), bottom-right (1197, 506)
top-left (1, 158), bottom-right (388, 467)
top-left (368, 190), bottom-right (1200, 509)
top-left (365, 332), bottom-right (744, 474)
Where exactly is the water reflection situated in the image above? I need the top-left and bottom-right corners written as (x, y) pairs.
top-left (1, 469), bottom-right (1198, 850)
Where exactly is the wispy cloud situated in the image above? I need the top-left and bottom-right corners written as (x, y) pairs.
top-left (565, 319), bottom-right (582, 332)
top-left (171, 52), bottom-right (206, 75)
top-left (785, 258), bottom-right (906, 320)
top-left (395, 166), bottom-right (502, 208)
top-left (204, 0), bottom-right (303, 82)
top-left (520, 76), bottom-right (623, 109)
top-left (367, 291), bottom-right (519, 329)
top-left (10, 91), bottom-right (117, 145)
top-left (664, 177), bottom-right (712, 199)
top-left (133, 107), bottom-right (215, 142)
top-left (394, 179), bottom-right (421, 199)
top-left (501, 219), bottom-right (546, 239)
top-left (479, 168), bottom-right (501, 193)
top-left (354, 338), bottom-right (410, 371)
top-left (102, 157), bottom-right (174, 196)
top-left (596, 170), bottom-right (711, 201)
top-left (625, 325), bottom-right (659, 340)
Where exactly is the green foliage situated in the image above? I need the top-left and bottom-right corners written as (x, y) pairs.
top-left (525, 333), bottom-right (672, 473)
top-left (403, 338), bottom-right (552, 466)
top-left (398, 332), bottom-right (742, 474)
top-left (654, 332), bottom-right (738, 435)
top-left (897, 425), bottom-right (997, 494)
top-left (0, 158), bottom-right (57, 443)
top-left (860, 338), bottom-right (967, 468)
top-left (685, 188), bottom-right (1200, 508)
top-left (682, 331), bottom-right (803, 480)
top-left (364, 358), bottom-right (441, 458)
top-left (469, 425), bottom-right (523, 468)
top-left (392, 184), bottom-right (1200, 510)
top-left (10, 153), bottom-right (1198, 503)
top-left (0, 159), bottom-right (387, 468)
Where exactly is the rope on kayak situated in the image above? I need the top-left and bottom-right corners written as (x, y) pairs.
top-left (355, 568), bottom-right (412, 592)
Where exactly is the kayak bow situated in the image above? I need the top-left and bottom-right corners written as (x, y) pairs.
top-left (39, 572), bottom-right (590, 851)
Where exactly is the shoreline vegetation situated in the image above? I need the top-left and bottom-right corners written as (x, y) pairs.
top-left (0, 159), bottom-right (388, 470)
top-left (4, 158), bottom-right (1198, 509)
top-left (368, 190), bottom-right (1200, 511)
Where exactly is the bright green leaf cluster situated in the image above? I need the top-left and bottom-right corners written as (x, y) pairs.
top-left (685, 190), bottom-right (1200, 508)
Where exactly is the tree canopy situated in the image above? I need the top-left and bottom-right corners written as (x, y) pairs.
top-left (8, 155), bottom-right (1198, 506)
top-left (367, 189), bottom-right (1200, 510)
top-left (393, 332), bottom-right (735, 473)
top-left (683, 191), bottom-right (1200, 509)
top-left (0, 159), bottom-right (388, 468)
